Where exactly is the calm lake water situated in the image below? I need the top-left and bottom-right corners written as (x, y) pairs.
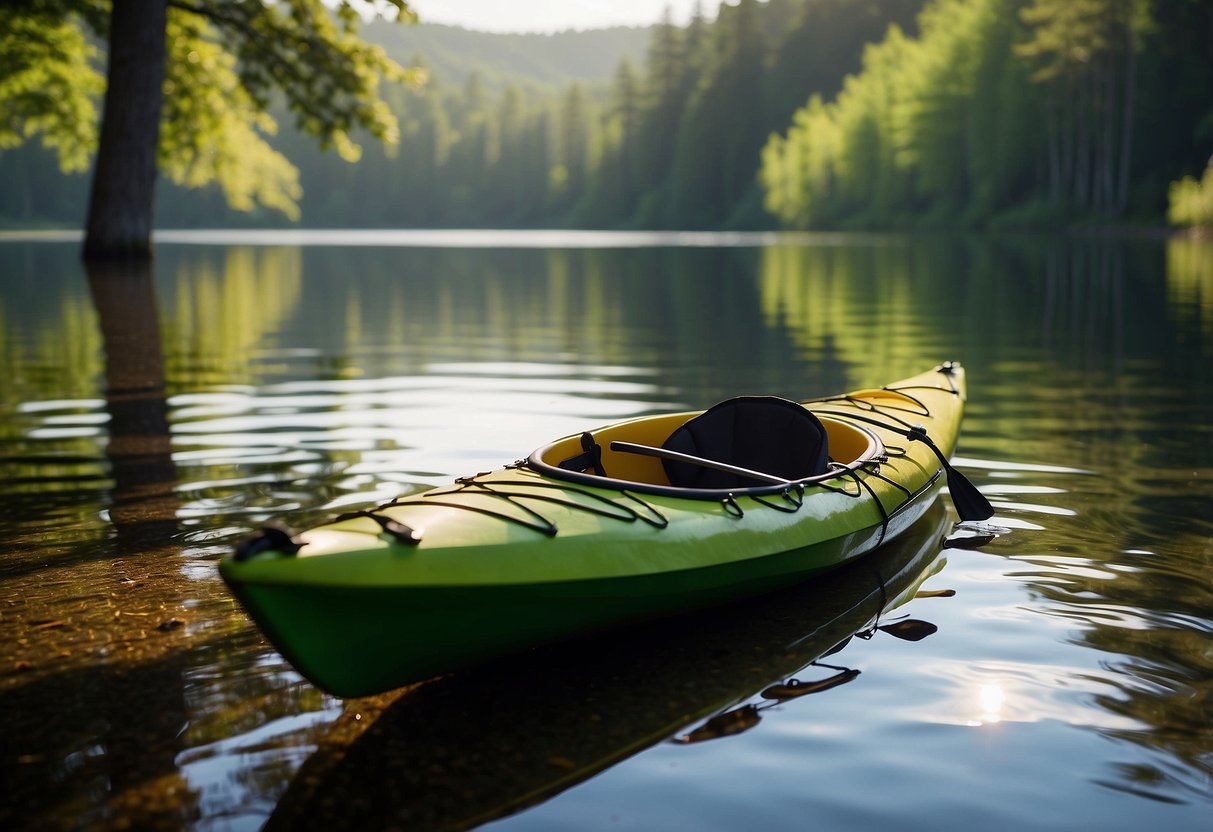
top-left (1, 230), bottom-right (1210, 830)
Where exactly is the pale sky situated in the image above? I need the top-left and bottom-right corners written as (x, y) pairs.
top-left (407, 1), bottom-right (724, 33)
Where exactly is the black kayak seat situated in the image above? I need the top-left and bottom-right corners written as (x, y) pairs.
top-left (661, 396), bottom-right (830, 489)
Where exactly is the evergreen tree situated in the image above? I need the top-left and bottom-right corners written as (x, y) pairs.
top-left (591, 59), bottom-right (642, 221)
top-left (6, 0), bottom-right (1208, 233)
top-left (551, 83), bottom-right (593, 215)
top-left (1017, 0), bottom-right (1149, 215)
top-left (635, 8), bottom-right (686, 222)
top-left (669, 0), bottom-right (769, 227)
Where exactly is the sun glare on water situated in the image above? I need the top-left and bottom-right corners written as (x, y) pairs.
top-left (976, 683), bottom-right (1006, 726)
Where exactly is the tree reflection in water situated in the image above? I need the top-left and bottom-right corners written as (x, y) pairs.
top-left (1, 263), bottom-right (197, 829)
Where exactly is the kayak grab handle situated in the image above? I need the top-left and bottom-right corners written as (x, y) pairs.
top-left (609, 441), bottom-right (791, 486)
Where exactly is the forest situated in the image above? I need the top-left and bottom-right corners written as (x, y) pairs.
top-left (2, 0), bottom-right (1211, 231)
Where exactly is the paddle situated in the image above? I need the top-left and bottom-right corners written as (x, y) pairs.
top-left (761, 668), bottom-right (860, 701)
top-left (612, 429), bottom-right (995, 524)
top-left (875, 619), bottom-right (938, 641)
top-left (672, 704), bottom-right (763, 744)
top-left (942, 532), bottom-right (996, 550)
top-left (609, 441), bottom-right (791, 486)
top-left (905, 425), bottom-right (994, 522)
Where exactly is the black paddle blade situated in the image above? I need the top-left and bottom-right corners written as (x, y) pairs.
top-left (760, 669), bottom-right (860, 701)
top-left (673, 704), bottom-right (762, 744)
top-left (944, 463), bottom-right (995, 522)
top-left (877, 619), bottom-right (938, 641)
top-left (942, 532), bottom-right (997, 550)
top-left (906, 425), bottom-right (994, 522)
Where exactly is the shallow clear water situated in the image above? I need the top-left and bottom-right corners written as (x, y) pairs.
top-left (1, 230), bottom-right (1210, 830)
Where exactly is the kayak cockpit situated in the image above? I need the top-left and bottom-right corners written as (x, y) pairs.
top-left (529, 398), bottom-right (883, 500)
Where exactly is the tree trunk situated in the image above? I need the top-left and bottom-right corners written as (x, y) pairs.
top-left (1102, 53), bottom-right (1117, 214)
top-left (1116, 23), bottom-right (1138, 216)
top-left (1045, 85), bottom-right (1060, 203)
top-left (82, 0), bottom-right (168, 261)
top-left (1074, 70), bottom-right (1090, 209)
top-left (1060, 73), bottom-right (1074, 201)
top-left (1091, 62), bottom-right (1107, 213)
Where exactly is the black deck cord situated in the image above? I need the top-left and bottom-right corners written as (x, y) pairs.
top-left (863, 462), bottom-right (915, 502)
top-left (843, 393), bottom-right (928, 421)
top-left (445, 477), bottom-right (669, 528)
top-left (493, 473), bottom-right (670, 528)
top-left (806, 463), bottom-right (892, 543)
top-left (507, 463), bottom-right (674, 528)
top-left (369, 471), bottom-right (671, 539)
top-left (848, 466), bottom-right (892, 547)
top-left (752, 484), bottom-right (805, 513)
top-left (404, 474), bottom-right (671, 537)
top-left (332, 509), bottom-right (423, 545)
top-left (412, 497), bottom-right (558, 537)
top-left (513, 482), bottom-right (669, 526)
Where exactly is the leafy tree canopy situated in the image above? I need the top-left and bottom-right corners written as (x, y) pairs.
top-left (0, 8), bottom-right (103, 172)
top-left (0, 0), bottom-right (422, 220)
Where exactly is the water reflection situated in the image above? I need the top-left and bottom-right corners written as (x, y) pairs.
top-left (160, 246), bottom-right (303, 388)
top-left (87, 261), bottom-right (180, 546)
top-left (264, 505), bottom-right (951, 830)
top-left (1012, 530), bottom-right (1213, 801)
top-left (3, 260), bottom-right (198, 829)
top-left (1166, 235), bottom-right (1213, 344)
top-left (0, 232), bottom-right (1211, 828)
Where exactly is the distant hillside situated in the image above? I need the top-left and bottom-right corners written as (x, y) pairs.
top-left (362, 20), bottom-right (652, 90)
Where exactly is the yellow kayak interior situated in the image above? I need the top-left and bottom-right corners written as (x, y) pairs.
top-left (532, 410), bottom-right (883, 494)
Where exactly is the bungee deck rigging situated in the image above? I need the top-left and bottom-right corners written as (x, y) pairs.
top-left (238, 363), bottom-right (985, 559)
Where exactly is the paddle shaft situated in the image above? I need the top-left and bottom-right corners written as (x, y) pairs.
top-left (609, 441), bottom-right (791, 485)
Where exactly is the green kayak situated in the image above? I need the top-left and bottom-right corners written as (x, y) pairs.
top-left (220, 362), bottom-right (989, 697)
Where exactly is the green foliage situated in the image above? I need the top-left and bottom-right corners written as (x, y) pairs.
top-left (1168, 154), bottom-right (1213, 228)
top-left (760, 0), bottom-right (1210, 230)
top-left (762, 17), bottom-right (941, 228)
top-left (3, 0), bottom-right (1210, 231)
top-left (0, 8), bottom-right (103, 172)
top-left (158, 10), bottom-right (302, 219)
top-left (161, 0), bottom-right (423, 217)
top-left (158, 0), bottom-right (932, 229)
top-left (178, 0), bottom-right (419, 154)
top-left (1016, 0), bottom-right (1150, 214)
top-left (1, 0), bottom-right (420, 220)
